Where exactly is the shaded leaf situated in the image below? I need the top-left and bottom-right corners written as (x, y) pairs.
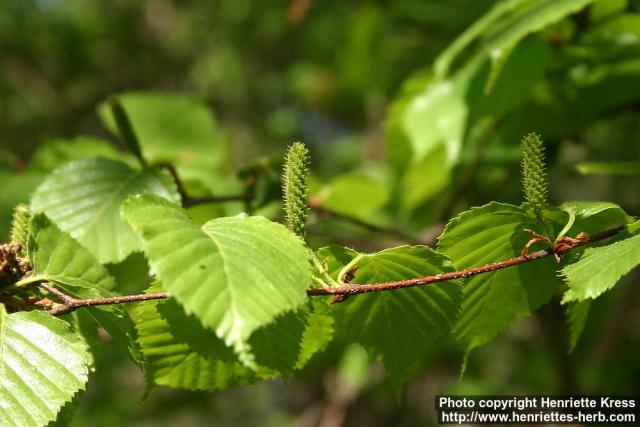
top-left (296, 299), bottom-right (335, 369)
top-left (325, 245), bottom-right (462, 392)
top-left (566, 300), bottom-right (591, 352)
top-left (438, 202), bottom-right (563, 353)
top-left (134, 287), bottom-right (260, 391)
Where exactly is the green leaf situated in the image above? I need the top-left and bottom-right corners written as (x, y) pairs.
top-left (122, 194), bottom-right (312, 360)
top-left (561, 230), bottom-right (640, 303)
top-left (438, 202), bottom-right (563, 353)
top-left (434, 0), bottom-right (530, 79)
top-left (324, 245), bottom-right (462, 392)
top-left (566, 300), bottom-right (591, 352)
top-left (296, 299), bottom-right (335, 369)
top-left (0, 306), bottom-right (90, 427)
top-left (26, 214), bottom-right (116, 291)
top-left (23, 214), bottom-right (141, 362)
top-left (99, 92), bottom-right (229, 191)
top-left (576, 161), bottom-right (640, 176)
top-left (134, 286), bottom-right (260, 391)
top-left (434, 0), bottom-right (597, 79)
top-left (46, 391), bottom-right (82, 427)
top-left (249, 310), bottom-right (306, 374)
top-left (315, 173), bottom-right (390, 219)
top-left (29, 137), bottom-right (132, 173)
top-left (107, 97), bottom-right (146, 166)
top-left (30, 157), bottom-right (179, 263)
top-left (559, 201), bottom-right (632, 236)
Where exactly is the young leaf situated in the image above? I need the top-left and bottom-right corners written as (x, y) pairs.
top-left (438, 202), bottom-right (563, 354)
top-left (30, 158), bottom-right (179, 263)
top-left (23, 214), bottom-right (141, 362)
top-left (324, 245), bottom-right (462, 393)
top-left (561, 230), bottom-right (640, 302)
top-left (122, 194), bottom-right (312, 359)
top-left (134, 286), bottom-right (261, 391)
top-left (559, 201), bottom-right (632, 236)
top-left (0, 306), bottom-right (90, 427)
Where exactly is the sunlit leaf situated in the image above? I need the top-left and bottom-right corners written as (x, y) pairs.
top-left (562, 225), bottom-right (640, 302)
top-left (31, 158), bottom-right (179, 263)
top-left (0, 306), bottom-right (90, 427)
top-left (122, 194), bottom-right (312, 361)
top-left (23, 214), bottom-right (141, 362)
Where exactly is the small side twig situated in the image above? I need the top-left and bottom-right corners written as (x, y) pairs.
top-left (162, 163), bottom-right (252, 208)
top-left (37, 282), bottom-right (169, 316)
top-left (309, 197), bottom-right (430, 245)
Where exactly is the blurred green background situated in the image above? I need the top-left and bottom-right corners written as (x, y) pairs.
top-left (1, 0), bottom-right (640, 426)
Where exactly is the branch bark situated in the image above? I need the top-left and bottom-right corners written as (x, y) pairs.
top-left (37, 282), bottom-right (169, 316)
top-left (20, 224), bottom-right (624, 315)
top-left (307, 226), bottom-right (624, 297)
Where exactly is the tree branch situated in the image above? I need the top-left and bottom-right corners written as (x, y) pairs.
top-left (16, 224), bottom-right (624, 315)
top-left (307, 225), bottom-right (624, 297)
top-left (37, 282), bottom-right (169, 316)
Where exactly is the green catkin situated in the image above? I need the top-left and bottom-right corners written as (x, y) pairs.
top-left (521, 132), bottom-right (549, 217)
top-left (282, 142), bottom-right (310, 238)
top-left (10, 204), bottom-right (30, 247)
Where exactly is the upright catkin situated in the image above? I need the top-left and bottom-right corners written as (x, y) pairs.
top-left (10, 204), bottom-right (30, 248)
top-left (282, 142), bottom-right (310, 238)
top-left (521, 132), bottom-right (548, 217)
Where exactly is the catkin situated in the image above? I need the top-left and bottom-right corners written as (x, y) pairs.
top-left (10, 204), bottom-right (30, 248)
top-left (282, 142), bottom-right (310, 238)
top-left (521, 132), bottom-right (548, 216)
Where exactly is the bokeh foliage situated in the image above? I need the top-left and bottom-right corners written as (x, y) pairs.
top-left (1, 1), bottom-right (640, 426)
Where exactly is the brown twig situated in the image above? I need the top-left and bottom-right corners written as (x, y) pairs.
top-left (161, 163), bottom-right (251, 208)
top-left (307, 226), bottom-right (624, 297)
top-left (182, 193), bottom-right (253, 208)
top-left (37, 282), bottom-right (169, 316)
top-left (10, 225), bottom-right (624, 315)
top-left (309, 197), bottom-right (430, 245)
